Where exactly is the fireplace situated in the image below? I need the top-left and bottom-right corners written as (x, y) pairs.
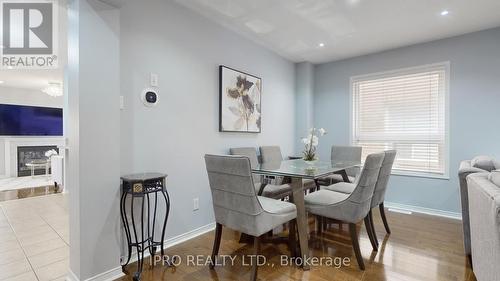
top-left (17, 146), bottom-right (59, 177)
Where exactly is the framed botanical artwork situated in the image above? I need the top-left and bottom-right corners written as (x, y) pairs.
top-left (219, 65), bottom-right (262, 133)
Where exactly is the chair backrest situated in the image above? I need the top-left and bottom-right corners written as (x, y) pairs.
top-left (229, 147), bottom-right (261, 183)
top-left (331, 145), bottom-right (362, 177)
top-left (346, 152), bottom-right (384, 222)
top-left (371, 150), bottom-right (397, 207)
top-left (260, 146), bottom-right (283, 163)
top-left (204, 155), bottom-right (264, 230)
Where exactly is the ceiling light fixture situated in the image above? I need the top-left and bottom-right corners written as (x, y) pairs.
top-left (0, 81), bottom-right (4, 84)
top-left (42, 82), bottom-right (63, 97)
top-left (441, 10), bottom-right (449, 16)
top-left (319, 43), bottom-right (325, 47)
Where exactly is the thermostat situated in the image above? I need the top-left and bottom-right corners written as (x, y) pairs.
top-left (141, 88), bottom-right (159, 107)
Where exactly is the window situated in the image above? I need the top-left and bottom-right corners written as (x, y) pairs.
top-left (351, 63), bottom-right (449, 178)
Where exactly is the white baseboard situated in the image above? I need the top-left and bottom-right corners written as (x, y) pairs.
top-left (120, 222), bottom-right (216, 268)
top-left (86, 266), bottom-right (125, 281)
top-left (66, 270), bottom-right (78, 281)
top-left (384, 201), bottom-right (462, 220)
top-left (66, 265), bottom-right (125, 281)
top-left (65, 223), bottom-right (216, 281)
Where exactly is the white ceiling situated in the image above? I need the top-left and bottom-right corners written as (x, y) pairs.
top-left (176, 0), bottom-right (500, 63)
top-left (0, 69), bottom-right (64, 90)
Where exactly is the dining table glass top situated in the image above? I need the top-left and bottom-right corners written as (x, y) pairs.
top-left (252, 159), bottom-right (361, 179)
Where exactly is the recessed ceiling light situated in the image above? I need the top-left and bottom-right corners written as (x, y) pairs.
top-left (319, 43), bottom-right (325, 47)
top-left (441, 10), bottom-right (449, 16)
top-left (0, 81), bottom-right (4, 84)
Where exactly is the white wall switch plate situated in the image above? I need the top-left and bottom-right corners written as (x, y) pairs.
top-left (193, 198), bottom-right (199, 211)
top-left (119, 95), bottom-right (124, 110)
top-left (150, 73), bottom-right (158, 87)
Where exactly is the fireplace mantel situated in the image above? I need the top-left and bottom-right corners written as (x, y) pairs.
top-left (3, 137), bottom-right (65, 177)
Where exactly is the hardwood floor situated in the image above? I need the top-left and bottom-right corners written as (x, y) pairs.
top-left (120, 208), bottom-right (476, 281)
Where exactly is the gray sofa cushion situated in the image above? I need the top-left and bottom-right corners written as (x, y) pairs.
top-left (495, 160), bottom-right (500, 170)
top-left (471, 156), bottom-right (496, 172)
top-left (488, 170), bottom-right (500, 187)
top-left (458, 160), bottom-right (492, 257)
top-left (467, 173), bottom-right (500, 280)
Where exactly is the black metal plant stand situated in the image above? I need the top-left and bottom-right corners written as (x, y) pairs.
top-left (120, 173), bottom-right (174, 281)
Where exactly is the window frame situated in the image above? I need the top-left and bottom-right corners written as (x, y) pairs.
top-left (349, 62), bottom-right (450, 180)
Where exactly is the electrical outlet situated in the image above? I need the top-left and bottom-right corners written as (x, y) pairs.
top-left (193, 198), bottom-right (199, 211)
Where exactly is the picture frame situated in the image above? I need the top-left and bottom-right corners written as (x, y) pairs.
top-left (219, 65), bottom-right (262, 133)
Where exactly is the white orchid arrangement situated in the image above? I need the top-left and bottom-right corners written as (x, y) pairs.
top-left (301, 128), bottom-right (327, 161)
top-left (45, 149), bottom-right (58, 158)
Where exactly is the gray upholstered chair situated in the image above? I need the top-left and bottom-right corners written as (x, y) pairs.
top-left (324, 150), bottom-right (396, 250)
top-left (204, 154), bottom-right (297, 281)
top-left (318, 145), bottom-right (362, 186)
top-left (230, 147), bottom-right (292, 199)
top-left (367, 150), bottom-right (396, 247)
top-left (458, 155), bottom-right (500, 263)
top-left (304, 152), bottom-right (385, 270)
top-left (259, 146), bottom-right (283, 163)
top-left (259, 146), bottom-right (318, 191)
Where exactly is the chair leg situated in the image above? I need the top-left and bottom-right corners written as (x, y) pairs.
top-left (288, 219), bottom-right (297, 257)
top-left (364, 216), bottom-right (378, 251)
top-left (349, 223), bottom-right (365, 270)
top-left (210, 223), bottom-right (223, 269)
top-left (369, 210), bottom-right (379, 248)
top-left (316, 215), bottom-right (323, 235)
top-left (379, 203), bottom-right (391, 234)
top-left (250, 236), bottom-right (261, 281)
top-left (314, 179), bottom-right (320, 191)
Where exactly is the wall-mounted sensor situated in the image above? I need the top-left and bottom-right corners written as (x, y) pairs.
top-left (141, 88), bottom-right (159, 107)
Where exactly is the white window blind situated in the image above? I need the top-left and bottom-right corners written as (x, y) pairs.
top-left (352, 63), bottom-right (448, 176)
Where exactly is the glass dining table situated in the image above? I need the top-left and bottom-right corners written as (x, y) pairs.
top-left (252, 159), bottom-right (360, 270)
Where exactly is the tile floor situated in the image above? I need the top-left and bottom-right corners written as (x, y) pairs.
top-left (0, 194), bottom-right (69, 281)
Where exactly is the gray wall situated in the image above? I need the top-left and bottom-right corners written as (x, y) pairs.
top-left (120, 0), bottom-right (295, 241)
top-left (294, 62), bottom-right (314, 153)
top-left (313, 27), bottom-right (500, 214)
top-left (67, 0), bottom-right (121, 279)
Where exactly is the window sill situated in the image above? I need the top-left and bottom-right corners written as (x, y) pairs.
top-left (391, 170), bottom-right (450, 180)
